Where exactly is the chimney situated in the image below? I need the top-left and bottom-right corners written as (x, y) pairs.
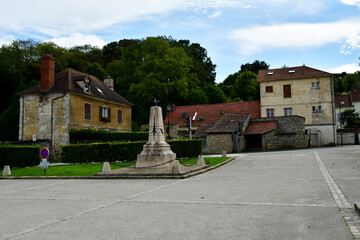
top-left (104, 75), bottom-right (114, 91)
top-left (40, 55), bottom-right (55, 90)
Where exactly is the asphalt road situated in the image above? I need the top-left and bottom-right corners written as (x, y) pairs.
top-left (1, 146), bottom-right (360, 240)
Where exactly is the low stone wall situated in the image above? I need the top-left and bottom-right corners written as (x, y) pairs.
top-left (204, 134), bottom-right (233, 154)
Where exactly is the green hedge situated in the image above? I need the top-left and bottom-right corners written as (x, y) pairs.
top-left (61, 139), bottom-right (202, 164)
top-left (69, 129), bottom-right (148, 143)
top-left (0, 145), bottom-right (41, 168)
top-left (168, 139), bottom-right (203, 159)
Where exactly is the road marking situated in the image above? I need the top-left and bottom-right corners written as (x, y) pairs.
top-left (124, 199), bottom-right (335, 208)
top-left (314, 151), bottom-right (360, 239)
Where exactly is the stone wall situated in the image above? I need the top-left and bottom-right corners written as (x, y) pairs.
top-left (249, 115), bottom-right (307, 150)
top-left (204, 134), bottom-right (233, 154)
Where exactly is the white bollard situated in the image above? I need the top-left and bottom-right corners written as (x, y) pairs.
top-left (2, 165), bottom-right (11, 176)
top-left (172, 160), bottom-right (181, 173)
top-left (222, 151), bottom-right (227, 158)
top-left (102, 162), bottom-right (111, 173)
top-left (197, 155), bottom-right (205, 166)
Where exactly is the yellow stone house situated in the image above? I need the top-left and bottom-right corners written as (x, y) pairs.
top-left (17, 55), bottom-right (132, 155)
top-left (258, 65), bottom-right (336, 146)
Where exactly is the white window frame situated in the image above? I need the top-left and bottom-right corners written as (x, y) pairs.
top-left (284, 108), bottom-right (292, 116)
top-left (266, 109), bottom-right (274, 117)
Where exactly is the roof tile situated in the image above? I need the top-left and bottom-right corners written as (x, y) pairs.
top-left (244, 121), bottom-right (277, 135)
top-left (258, 66), bottom-right (331, 83)
top-left (165, 101), bottom-right (260, 128)
top-left (18, 68), bottom-right (132, 106)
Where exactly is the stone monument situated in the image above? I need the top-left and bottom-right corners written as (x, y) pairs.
top-left (135, 99), bottom-right (179, 172)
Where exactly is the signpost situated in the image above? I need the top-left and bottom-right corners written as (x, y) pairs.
top-left (40, 147), bottom-right (49, 175)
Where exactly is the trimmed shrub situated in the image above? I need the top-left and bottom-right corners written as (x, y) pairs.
top-left (61, 141), bottom-right (145, 164)
top-left (0, 145), bottom-right (41, 168)
top-left (169, 139), bottom-right (202, 159)
top-left (61, 139), bottom-right (202, 163)
top-left (69, 129), bottom-right (148, 143)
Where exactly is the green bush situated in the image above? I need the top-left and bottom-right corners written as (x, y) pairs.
top-left (69, 129), bottom-right (148, 143)
top-left (168, 139), bottom-right (203, 159)
top-left (61, 139), bottom-right (202, 163)
top-left (0, 145), bottom-right (41, 168)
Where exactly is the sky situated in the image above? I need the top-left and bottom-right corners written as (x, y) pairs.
top-left (0, 0), bottom-right (360, 83)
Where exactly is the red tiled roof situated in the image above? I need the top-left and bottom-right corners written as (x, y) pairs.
top-left (18, 68), bottom-right (132, 106)
top-left (164, 101), bottom-right (261, 128)
top-left (206, 113), bottom-right (250, 133)
top-left (244, 121), bottom-right (277, 135)
top-left (335, 94), bottom-right (352, 108)
top-left (258, 66), bottom-right (331, 83)
top-left (193, 124), bottom-right (212, 138)
top-left (350, 90), bottom-right (360, 102)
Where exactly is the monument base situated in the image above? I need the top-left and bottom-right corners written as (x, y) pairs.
top-left (95, 163), bottom-right (208, 178)
top-left (135, 143), bottom-right (176, 170)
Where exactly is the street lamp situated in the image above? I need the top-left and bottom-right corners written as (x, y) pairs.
top-left (166, 104), bottom-right (171, 140)
top-left (166, 104), bottom-right (175, 140)
top-left (340, 99), bottom-right (344, 146)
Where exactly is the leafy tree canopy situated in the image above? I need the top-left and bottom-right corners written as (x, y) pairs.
top-left (340, 109), bottom-right (360, 128)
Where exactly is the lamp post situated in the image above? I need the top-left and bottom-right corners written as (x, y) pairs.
top-left (166, 104), bottom-right (171, 140)
top-left (340, 99), bottom-right (344, 146)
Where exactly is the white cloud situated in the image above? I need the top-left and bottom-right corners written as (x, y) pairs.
top-left (229, 18), bottom-right (360, 54)
top-left (46, 33), bottom-right (106, 48)
top-left (329, 62), bottom-right (360, 74)
top-left (340, 0), bottom-right (360, 7)
top-left (0, 35), bottom-right (15, 47)
top-left (0, 0), bottom-right (250, 39)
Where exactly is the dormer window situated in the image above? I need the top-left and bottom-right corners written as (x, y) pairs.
top-left (181, 112), bottom-right (187, 118)
top-left (198, 116), bottom-right (204, 122)
top-left (84, 82), bottom-right (90, 93)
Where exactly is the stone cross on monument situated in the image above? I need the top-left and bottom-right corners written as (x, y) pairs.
top-left (136, 99), bottom-right (180, 172)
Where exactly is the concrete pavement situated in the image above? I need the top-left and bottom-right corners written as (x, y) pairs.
top-left (1, 146), bottom-right (359, 239)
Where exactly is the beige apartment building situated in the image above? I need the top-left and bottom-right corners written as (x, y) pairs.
top-left (258, 65), bottom-right (336, 146)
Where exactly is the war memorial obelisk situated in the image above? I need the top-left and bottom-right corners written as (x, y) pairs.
top-left (135, 100), bottom-right (180, 172)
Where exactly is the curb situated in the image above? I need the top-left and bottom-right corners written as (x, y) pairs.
top-left (0, 157), bottom-right (236, 180)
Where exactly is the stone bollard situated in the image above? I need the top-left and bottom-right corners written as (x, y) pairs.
top-left (222, 151), bottom-right (227, 158)
top-left (2, 165), bottom-right (11, 176)
top-left (172, 160), bottom-right (181, 173)
top-left (102, 162), bottom-right (111, 173)
top-left (197, 155), bottom-right (205, 166)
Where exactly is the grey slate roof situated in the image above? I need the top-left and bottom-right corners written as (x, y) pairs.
top-left (18, 68), bottom-right (132, 106)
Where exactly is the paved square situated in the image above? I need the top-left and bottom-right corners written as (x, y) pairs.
top-left (1, 146), bottom-right (360, 239)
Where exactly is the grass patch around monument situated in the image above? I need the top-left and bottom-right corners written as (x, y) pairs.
top-left (2, 157), bottom-right (231, 177)
top-left (3, 162), bottom-right (134, 177)
top-left (179, 157), bottom-right (231, 167)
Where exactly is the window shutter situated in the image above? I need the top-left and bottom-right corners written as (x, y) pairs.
top-left (99, 106), bottom-right (102, 121)
top-left (283, 85), bottom-right (291, 98)
top-left (118, 110), bottom-right (123, 125)
top-left (108, 108), bottom-right (111, 122)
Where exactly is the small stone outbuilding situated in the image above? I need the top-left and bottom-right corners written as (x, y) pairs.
top-left (196, 115), bottom-right (306, 154)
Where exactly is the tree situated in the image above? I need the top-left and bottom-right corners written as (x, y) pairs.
top-left (203, 84), bottom-right (226, 104)
top-left (340, 109), bottom-right (360, 128)
top-left (240, 60), bottom-right (269, 74)
top-left (83, 62), bottom-right (106, 80)
top-left (342, 74), bottom-right (358, 92)
top-left (234, 71), bottom-right (260, 101)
